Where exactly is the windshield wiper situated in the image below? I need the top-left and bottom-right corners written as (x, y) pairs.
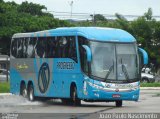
top-left (122, 64), bottom-right (130, 80)
top-left (121, 59), bottom-right (130, 82)
top-left (104, 60), bottom-right (114, 82)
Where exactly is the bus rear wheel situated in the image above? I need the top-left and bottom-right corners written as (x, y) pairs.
top-left (28, 84), bottom-right (34, 101)
top-left (20, 83), bottom-right (27, 98)
top-left (61, 99), bottom-right (71, 105)
top-left (115, 100), bottom-right (122, 107)
top-left (71, 86), bottom-right (81, 106)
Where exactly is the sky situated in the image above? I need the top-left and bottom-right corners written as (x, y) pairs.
top-left (4, 0), bottom-right (160, 20)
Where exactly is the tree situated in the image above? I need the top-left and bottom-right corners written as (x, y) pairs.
top-left (94, 14), bottom-right (107, 22)
top-left (0, 1), bottom-right (71, 55)
top-left (17, 1), bottom-right (47, 16)
top-left (131, 17), bottom-right (152, 48)
top-left (114, 13), bottom-right (131, 31)
top-left (74, 9), bottom-right (160, 70)
top-left (144, 8), bottom-right (152, 20)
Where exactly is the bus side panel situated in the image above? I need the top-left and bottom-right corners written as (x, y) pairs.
top-left (10, 68), bottom-right (21, 95)
top-left (72, 73), bottom-right (85, 99)
top-left (33, 58), bottom-right (54, 97)
top-left (32, 58), bottom-right (79, 98)
top-left (54, 73), bottom-right (84, 98)
top-left (10, 57), bottom-right (85, 99)
top-left (46, 58), bottom-right (82, 98)
top-left (10, 59), bottom-right (37, 95)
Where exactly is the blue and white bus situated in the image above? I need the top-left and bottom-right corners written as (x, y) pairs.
top-left (10, 27), bottom-right (148, 107)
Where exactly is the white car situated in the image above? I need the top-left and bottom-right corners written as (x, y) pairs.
top-left (141, 73), bottom-right (155, 83)
top-left (141, 68), bottom-right (155, 83)
top-left (0, 69), bottom-right (10, 82)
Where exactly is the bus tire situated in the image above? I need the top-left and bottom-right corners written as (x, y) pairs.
top-left (142, 78), bottom-right (149, 83)
top-left (61, 99), bottom-right (71, 105)
top-left (71, 86), bottom-right (81, 106)
top-left (28, 84), bottom-right (34, 101)
top-left (115, 100), bottom-right (122, 107)
top-left (20, 83), bottom-right (27, 98)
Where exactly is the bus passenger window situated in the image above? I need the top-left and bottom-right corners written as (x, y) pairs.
top-left (27, 38), bottom-right (36, 58)
top-left (23, 38), bottom-right (28, 58)
top-left (59, 37), bottom-right (68, 58)
top-left (78, 36), bottom-right (88, 73)
top-left (17, 38), bottom-right (24, 58)
top-left (47, 37), bottom-right (56, 58)
top-left (68, 37), bottom-right (77, 62)
top-left (36, 38), bottom-right (46, 58)
top-left (11, 38), bottom-right (18, 58)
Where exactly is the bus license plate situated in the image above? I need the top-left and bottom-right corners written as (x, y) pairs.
top-left (112, 94), bottom-right (121, 98)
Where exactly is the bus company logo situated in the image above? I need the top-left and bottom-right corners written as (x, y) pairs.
top-left (115, 88), bottom-right (119, 92)
top-left (16, 63), bottom-right (28, 70)
top-left (38, 62), bottom-right (50, 93)
top-left (57, 62), bottom-right (75, 70)
top-left (105, 84), bottom-right (111, 88)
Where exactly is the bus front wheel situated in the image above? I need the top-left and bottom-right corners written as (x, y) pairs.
top-left (115, 100), bottom-right (122, 107)
top-left (28, 84), bottom-right (34, 101)
top-left (61, 99), bottom-right (71, 105)
top-left (71, 86), bottom-right (81, 106)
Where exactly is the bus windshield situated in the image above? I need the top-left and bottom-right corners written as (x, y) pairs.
top-left (90, 41), bottom-right (138, 82)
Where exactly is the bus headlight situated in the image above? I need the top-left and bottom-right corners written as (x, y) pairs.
top-left (88, 82), bottom-right (103, 89)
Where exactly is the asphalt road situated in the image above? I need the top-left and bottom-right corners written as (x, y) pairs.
top-left (0, 89), bottom-right (160, 119)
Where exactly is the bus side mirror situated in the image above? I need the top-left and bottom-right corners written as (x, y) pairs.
top-left (138, 48), bottom-right (148, 65)
top-left (82, 45), bottom-right (92, 62)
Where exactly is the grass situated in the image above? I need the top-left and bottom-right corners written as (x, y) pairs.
top-left (0, 82), bottom-right (10, 93)
top-left (156, 93), bottom-right (160, 96)
top-left (141, 82), bottom-right (160, 87)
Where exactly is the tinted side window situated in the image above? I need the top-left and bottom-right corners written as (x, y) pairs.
top-left (17, 38), bottom-right (24, 58)
top-left (78, 36), bottom-right (88, 73)
top-left (35, 37), bottom-right (46, 58)
top-left (27, 37), bottom-right (37, 58)
top-left (11, 36), bottom-right (77, 61)
top-left (57, 36), bottom-right (77, 62)
top-left (11, 38), bottom-right (18, 58)
top-left (23, 38), bottom-right (28, 58)
top-left (68, 36), bottom-right (77, 62)
top-left (46, 37), bottom-right (57, 58)
top-left (11, 38), bottom-right (31, 58)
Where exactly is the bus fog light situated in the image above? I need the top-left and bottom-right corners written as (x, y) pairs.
top-left (84, 91), bottom-right (88, 95)
top-left (133, 94), bottom-right (138, 98)
top-left (94, 92), bottom-right (99, 97)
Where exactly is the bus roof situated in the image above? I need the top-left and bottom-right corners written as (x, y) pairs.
top-left (12, 27), bottom-right (136, 42)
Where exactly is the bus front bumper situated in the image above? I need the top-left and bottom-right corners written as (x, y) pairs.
top-left (82, 82), bottom-right (140, 101)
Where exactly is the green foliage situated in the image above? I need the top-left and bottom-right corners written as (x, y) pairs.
top-left (94, 14), bottom-right (107, 22)
top-left (141, 83), bottom-right (160, 87)
top-left (0, 82), bottom-right (10, 93)
top-left (0, 1), bottom-right (71, 55)
top-left (131, 17), bottom-right (152, 48)
top-left (115, 13), bottom-right (131, 32)
top-left (74, 8), bottom-right (160, 70)
top-left (144, 8), bottom-right (153, 20)
top-left (17, 1), bottom-right (47, 16)
top-left (0, 1), bottom-right (160, 70)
